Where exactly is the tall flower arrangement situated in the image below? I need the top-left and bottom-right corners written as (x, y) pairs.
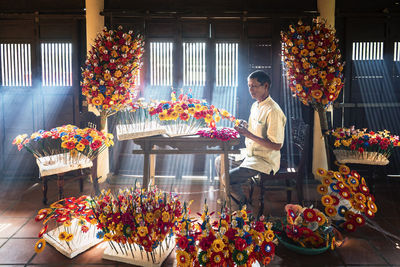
top-left (281, 19), bottom-right (345, 168)
top-left (81, 26), bottom-right (144, 129)
top-left (281, 19), bottom-right (344, 108)
top-left (316, 164), bottom-right (377, 232)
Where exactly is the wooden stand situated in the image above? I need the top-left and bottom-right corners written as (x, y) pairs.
top-left (37, 153), bottom-right (96, 204)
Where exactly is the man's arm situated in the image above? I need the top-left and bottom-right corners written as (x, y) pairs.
top-left (234, 126), bottom-right (282, 151)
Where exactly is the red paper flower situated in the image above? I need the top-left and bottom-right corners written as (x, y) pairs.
top-left (235, 238), bottom-right (247, 251)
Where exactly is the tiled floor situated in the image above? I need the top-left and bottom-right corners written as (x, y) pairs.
top-left (0, 175), bottom-right (400, 267)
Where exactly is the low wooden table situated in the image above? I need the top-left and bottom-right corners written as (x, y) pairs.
top-left (132, 135), bottom-right (240, 207)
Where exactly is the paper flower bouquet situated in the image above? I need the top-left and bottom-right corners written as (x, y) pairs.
top-left (90, 187), bottom-right (182, 265)
top-left (316, 164), bottom-right (377, 232)
top-left (175, 203), bottom-right (276, 266)
top-left (281, 18), bottom-right (344, 108)
top-left (175, 201), bottom-right (201, 267)
top-left (116, 99), bottom-right (166, 140)
top-left (81, 26), bottom-right (144, 119)
top-left (33, 196), bottom-right (101, 258)
top-left (276, 204), bottom-right (334, 252)
top-left (13, 125), bottom-right (114, 176)
top-left (196, 127), bottom-right (239, 141)
top-left (149, 91), bottom-right (237, 137)
top-left (330, 127), bottom-right (399, 165)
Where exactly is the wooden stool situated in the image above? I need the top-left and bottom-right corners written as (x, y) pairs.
top-left (40, 168), bottom-right (97, 205)
top-left (36, 153), bottom-right (97, 205)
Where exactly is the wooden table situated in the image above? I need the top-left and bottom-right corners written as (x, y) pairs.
top-left (132, 135), bottom-right (240, 206)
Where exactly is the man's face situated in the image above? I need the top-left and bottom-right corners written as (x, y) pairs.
top-left (248, 78), bottom-right (269, 101)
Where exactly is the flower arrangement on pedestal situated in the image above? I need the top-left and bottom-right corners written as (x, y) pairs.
top-left (276, 204), bottom-right (335, 253)
top-left (149, 91), bottom-right (237, 137)
top-left (81, 25), bottom-right (144, 130)
top-left (33, 196), bottom-right (100, 257)
top-left (330, 127), bottom-right (399, 165)
top-left (90, 187), bottom-right (182, 265)
top-left (316, 164), bottom-right (377, 232)
top-left (12, 125), bottom-right (114, 171)
top-left (175, 203), bottom-right (276, 266)
top-left (281, 18), bottom-right (345, 168)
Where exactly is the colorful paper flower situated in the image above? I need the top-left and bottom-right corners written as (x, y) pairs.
top-left (34, 239), bottom-right (46, 253)
top-left (282, 19), bottom-right (344, 107)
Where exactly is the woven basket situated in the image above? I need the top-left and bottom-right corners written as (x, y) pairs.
top-left (277, 235), bottom-right (330, 255)
top-left (333, 149), bottom-right (389, 165)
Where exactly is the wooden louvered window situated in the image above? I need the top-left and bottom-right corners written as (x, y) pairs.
top-left (0, 43), bottom-right (32, 87)
top-left (41, 43), bottom-right (73, 86)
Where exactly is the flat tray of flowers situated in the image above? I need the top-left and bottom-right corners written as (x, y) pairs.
top-left (102, 236), bottom-right (175, 267)
top-left (44, 218), bottom-right (101, 258)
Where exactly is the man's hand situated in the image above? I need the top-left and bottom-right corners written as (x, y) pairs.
top-left (235, 125), bottom-right (282, 151)
top-left (234, 126), bottom-right (253, 138)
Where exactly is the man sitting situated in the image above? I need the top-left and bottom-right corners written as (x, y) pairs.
top-left (215, 70), bottom-right (286, 212)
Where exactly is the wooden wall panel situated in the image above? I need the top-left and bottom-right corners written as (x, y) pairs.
top-left (147, 21), bottom-right (176, 38)
top-left (40, 19), bottom-right (75, 41)
top-left (43, 94), bottom-right (74, 129)
top-left (0, 19), bottom-right (34, 41)
top-left (182, 20), bottom-right (208, 38)
top-left (0, 0), bottom-right (84, 12)
top-left (213, 20), bottom-right (241, 39)
top-left (247, 21), bottom-right (273, 38)
top-left (2, 93), bottom-right (36, 177)
top-left (346, 19), bottom-right (385, 41)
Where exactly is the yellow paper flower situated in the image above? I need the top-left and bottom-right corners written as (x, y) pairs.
top-left (65, 233), bottom-right (74, 242)
top-left (212, 239), bottom-right (225, 252)
top-left (162, 211), bottom-right (170, 222)
top-left (176, 250), bottom-right (190, 267)
top-left (34, 239), bottom-right (46, 253)
top-left (264, 230), bottom-right (274, 242)
top-left (138, 226), bottom-right (148, 237)
top-left (59, 231), bottom-right (68, 241)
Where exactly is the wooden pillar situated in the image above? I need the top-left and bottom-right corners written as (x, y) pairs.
top-left (85, 0), bottom-right (109, 183)
top-left (312, 0), bottom-right (335, 175)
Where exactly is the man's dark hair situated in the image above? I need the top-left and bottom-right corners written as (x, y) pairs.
top-left (248, 70), bottom-right (271, 87)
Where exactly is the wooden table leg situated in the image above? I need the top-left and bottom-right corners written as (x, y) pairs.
top-left (57, 173), bottom-right (65, 200)
top-left (42, 175), bottom-right (48, 205)
top-left (223, 152), bottom-right (231, 209)
top-left (143, 152), bottom-right (150, 190)
top-left (150, 154), bottom-right (156, 188)
top-left (91, 172), bottom-right (100, 196)
top-left (219, 153), bottom-right (231, 209)
top-left (79, 169), bottom-right (84, 193)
